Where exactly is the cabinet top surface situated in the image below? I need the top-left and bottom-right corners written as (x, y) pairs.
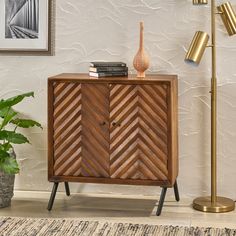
top-left (48, 73), bottom-right (177, 83)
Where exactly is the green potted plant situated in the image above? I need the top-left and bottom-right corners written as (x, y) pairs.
top-left (0, 92), bottom-right (42, 208)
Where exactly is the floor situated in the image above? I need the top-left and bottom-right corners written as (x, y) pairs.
top-left (0, 191), bottom-right (236, 229)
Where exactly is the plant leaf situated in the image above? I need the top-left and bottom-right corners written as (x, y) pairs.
top-left (0, 156), bottom-right (19, 175)
top-left (0, 149), bottom-right (10, 158)
top-left (0, 143), bottom-right (12, 152)
top-left (0, 92), bottom-right (34, 110)
top-left (10, 119), bottom-right (42, 129)
top-left (0, 107), bottom-right (18, 129)
top-left (0, 131), bottom-right (30, 144)
top-left (0, 107), bottom-right (16, 118)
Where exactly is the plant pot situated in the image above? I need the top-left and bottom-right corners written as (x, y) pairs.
top-left (0, 151), bottom-right (16, 208)
top-left (0, 171), bottom-right (15, 208)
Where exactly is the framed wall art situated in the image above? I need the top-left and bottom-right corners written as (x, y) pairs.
top-left (0, 0), bottom-right (52, 55)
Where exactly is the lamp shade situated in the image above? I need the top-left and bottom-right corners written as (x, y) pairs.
top-left (185, 31), bottom-right (209, 65)
top-left (193, 0), bottom-right (208, 5)
top-left (217, 2), bottom-right (236, 36)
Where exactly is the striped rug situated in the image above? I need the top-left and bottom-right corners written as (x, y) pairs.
top-left (0, 217), bottom-right (235, 236)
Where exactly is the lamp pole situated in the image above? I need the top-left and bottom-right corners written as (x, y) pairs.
top-left (211, 0), bottom-right (217, 206)
top-left (192, 0), bottom-right (235, 212)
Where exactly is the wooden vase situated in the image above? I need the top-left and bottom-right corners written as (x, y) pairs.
top-left (133, 22), bottom-right (150, 78)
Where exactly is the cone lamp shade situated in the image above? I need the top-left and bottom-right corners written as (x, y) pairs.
top-left (193, 0), bottom-right (208, 5)
top-left (217, 2), bottom-right (236, 36)
top-left (185, 31), bottom-right (209, 65)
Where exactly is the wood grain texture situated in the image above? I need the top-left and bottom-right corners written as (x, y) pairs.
top-left (50, 175), bottom-right (170, 186)
top-left (168, 78), bottom-right (179, 185)
top-left (81, 84), bottom-right (110, 177)
top-left (53, 82), bottom-right (82, 176)
top-left (52, 83), bottom-right (110, 178)
top-left (110, 84), bottom-right (168, 180)
top-left (48, 80), bottom-right (54, 180)
top-left (48, 74), bottom-right (178, 187)
top-left (48, 73), bottom-right (177, 83)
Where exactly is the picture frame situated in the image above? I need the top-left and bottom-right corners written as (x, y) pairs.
top-left (0, 0), bottom-right (53, 55)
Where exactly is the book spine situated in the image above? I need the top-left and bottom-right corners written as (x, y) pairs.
top-left (90, 63), bottom-right (126, 67)
top-left (89, 72), bottom-right (128, 77)
top-left (90, 67), bottom-right (128, 73)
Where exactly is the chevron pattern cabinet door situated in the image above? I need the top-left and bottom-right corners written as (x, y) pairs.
top-left (53, 82), bottom-right (83, 176)
top-left (109, 84), bottom-right (169, 181)
top-left (52, 82), bottom-right (110, 178)
top-left (80, 84), bottom-right (110, 177)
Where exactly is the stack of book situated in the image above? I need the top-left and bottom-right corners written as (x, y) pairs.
top-left (89, 62), bottom-right (128, 78)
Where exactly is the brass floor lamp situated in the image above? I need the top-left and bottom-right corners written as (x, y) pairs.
top-left (185, 0), bottom-right (236, 213)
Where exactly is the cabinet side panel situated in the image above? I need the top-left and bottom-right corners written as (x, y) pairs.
top-left (168, 79), bottom-right (179, 185)
top-left (53, 82), bottom-right (83, 176)
top-left (48, 80), bottom-right (54, 180)
top-left (81, 84), bottom-right (110, 178)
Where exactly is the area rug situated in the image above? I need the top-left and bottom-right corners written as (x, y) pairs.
top-left (0, 217), bottom-right (235, 236)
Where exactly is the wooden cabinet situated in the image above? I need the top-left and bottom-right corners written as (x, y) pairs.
top-left (48, 74), bottom-right (179, 214)
top-left (48, 73), bottom-right (178, 188)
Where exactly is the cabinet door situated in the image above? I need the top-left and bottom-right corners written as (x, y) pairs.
top-left (53, 82), bottom-right (83, 177)
top-left (80, 83), bottom-right (110, 177)
top-left (52, 82), bottom-right (110, 178)
top-left (109, 84), bottom-right (169, 181)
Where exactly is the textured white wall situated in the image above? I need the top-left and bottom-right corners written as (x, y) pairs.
top-left (1, 0), bottom-right (236, 199)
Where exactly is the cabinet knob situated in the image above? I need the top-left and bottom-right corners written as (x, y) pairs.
top-left (112, 121), bottom-right (121, 127)
top-left (100, 121), bottom-right (106, 126)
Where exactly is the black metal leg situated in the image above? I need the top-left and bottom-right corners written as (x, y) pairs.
top-left (64, 182), bottom-right (70, 196)
top-left (156, 181), bottom-right (180, 216)
top-left (174, 181), bottom-right (180, 202)
top-left (47, 182), bottom-right (59, 211)
top-left (156, 187), bottom-right (167, 216)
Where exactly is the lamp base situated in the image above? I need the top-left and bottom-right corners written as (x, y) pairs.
top-left (193, 196), bottom-right (235, 213)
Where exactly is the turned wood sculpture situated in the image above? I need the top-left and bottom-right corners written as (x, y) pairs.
top-left (133, 22), bottom-right (150, 78)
